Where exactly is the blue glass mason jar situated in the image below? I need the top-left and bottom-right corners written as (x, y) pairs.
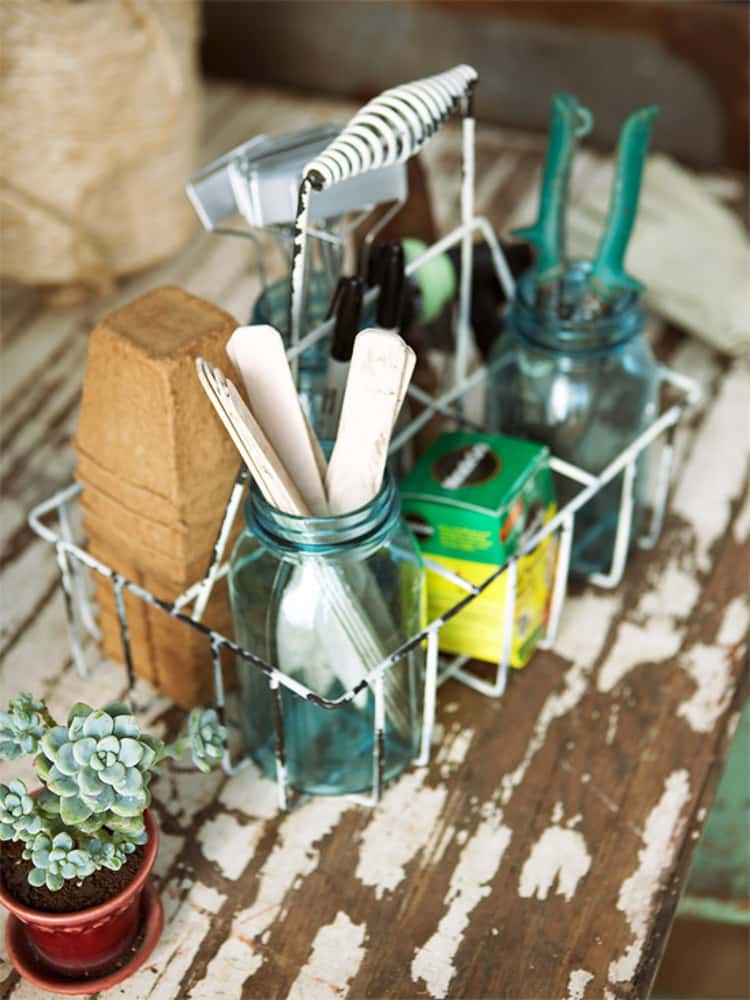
top-left (228, 472), bottom-right (426, 796)
top-left (486, 262), bottom-right (659, 577)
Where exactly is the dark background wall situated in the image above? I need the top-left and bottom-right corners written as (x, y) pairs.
top-left (201, 0), bottom-right (748, 172)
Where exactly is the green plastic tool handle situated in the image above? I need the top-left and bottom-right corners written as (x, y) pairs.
top-left (588, 105), bottom-right (658, 301)
top-left (513, 93), bottom-right (592, 285)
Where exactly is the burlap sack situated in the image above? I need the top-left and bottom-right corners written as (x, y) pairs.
top-left (0, 1), bottom-right (200, 295)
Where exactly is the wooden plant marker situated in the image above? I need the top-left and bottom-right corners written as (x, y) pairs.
top-left (227, 325), bottom-right (329, 515)
top-left (326, 328), bottom-right (416, 515)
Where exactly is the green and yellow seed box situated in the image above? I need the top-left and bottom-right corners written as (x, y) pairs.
top-left (400, 430), bottom-right (557, 667)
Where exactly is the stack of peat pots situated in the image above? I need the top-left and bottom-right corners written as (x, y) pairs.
top-left (75, 286), bottom-right (241, 707)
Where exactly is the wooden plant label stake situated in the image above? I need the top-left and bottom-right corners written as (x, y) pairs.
top-left (196, 358), bottom-right (309, 516)
top-left (227, 325), bottom-right (328, 515)
top-left (326, 328), bottom-right (416, 515)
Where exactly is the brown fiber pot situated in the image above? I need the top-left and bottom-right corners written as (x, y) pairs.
top-left (1, 808), bottom-right (163, 991)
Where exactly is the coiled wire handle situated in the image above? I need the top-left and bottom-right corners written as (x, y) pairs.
top-left (289, 65), bottom-right (479, 379)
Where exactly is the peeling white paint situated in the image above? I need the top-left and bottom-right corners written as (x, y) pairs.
top-left (356, 768), bottom-right (448, 898)
top-left (677, 643), bottom-right (733, 733)
top-left (636, 561), bottom-right (701, 620)
top-left (189, 935), bottom-right (264, 999)
top-left (725, 710), bottom-right (741, 744)
top-left (422, 822), bottom-right (456, 869)
top-left (10, 978), bottom-right (65, 1000)
top-left (411, 810), bottom-right (512, 998)
top-left (189, 882), bottom-right (226, 913)
top-left (606, 703), bottom-right (620, 746)
top-left (734, 485), bottom-right (750, 542)
top-left (0, 592), bottom-right (75, 706)
top-left (153, 766), bottom-right (225, 826)
top-left (288, 912), bottom-right (367, 999)
top-left (190, 797), bottom-right (351, 996)
top-left (672, 363), bottom-right (750, 572)
top-left (44, 658), bottom-right (127, 723)
top-left (668, 336), bottom-right (721, 417)
top-left (554, 591), bottom-right (622, 665)
top-left (567, 968), bottom-right (594, 999)
top-left (598, 619), bottom-right (683, 693)
top-left (234, 797), bottom-right (349, 940)
top-left (219, 760), bottom-right (279, 819)
top-left (198, 812), bottom-right (265, 880)
top-left (153, 829), bottom-right (185, 881)
top-left (479, 799), bottom-right (498, 819)
top-left (436, 725), bottom-right (475, 766)
top-left (0, 540), bottom-right (59, 658)
top-left (552, 801), bottom-right (564, 824)
top-left (519, 826), bottom-right (592, 903)
top-left (608, 770), bottom-right (691, 984)
top-left (718, 595), bottom-right (750, 647)
top-left (98, 880), bottom-right (225, 1000)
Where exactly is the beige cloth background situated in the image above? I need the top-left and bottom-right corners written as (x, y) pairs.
top-left (0, 0), bottom-right (200, 294)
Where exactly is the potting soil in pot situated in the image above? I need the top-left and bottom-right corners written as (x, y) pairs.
top-left (0, 841), bottom-right (145, 913)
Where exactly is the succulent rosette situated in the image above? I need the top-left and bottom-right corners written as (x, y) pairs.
top-left (87, 831), bottom-right (141, 872)
top-left (36, 702), bottom-right (163, 827)
top-left (186, 708), bottom-right (227, 773)
top-left (23, 831), bottom-right (96, 892)
top-left (0, 694), bottom-right (47, 759)
top-left (0, 778), bottom-right (43, 841)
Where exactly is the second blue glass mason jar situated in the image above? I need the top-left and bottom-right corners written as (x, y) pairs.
top-left (228, 472), bottom-right (426, 796)
top-left (486, 262), bottom-right (660, 577)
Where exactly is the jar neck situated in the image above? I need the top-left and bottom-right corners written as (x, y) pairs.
top-left (245, 473), bottom-right (401, 559)
top-left (510, 261), bottom-right (644, 354)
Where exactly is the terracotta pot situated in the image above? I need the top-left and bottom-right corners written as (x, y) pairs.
top-left (1, 808), bottom-right (163, 989)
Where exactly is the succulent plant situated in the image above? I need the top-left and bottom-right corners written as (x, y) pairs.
top-left (0, 779), bottom-right (43, 841)
top-left (0, 693), bottom-right (225, 891)
top-left (87, 830), bottom-right (142, 872)
top-left (23, 831), bottom-right (96, 892)
top-left (186, 708), bottom-right (226, 773)
top-left (37, 702), bottom-right (161, 827)
top-left (0, 694), bottom-right (48, 759)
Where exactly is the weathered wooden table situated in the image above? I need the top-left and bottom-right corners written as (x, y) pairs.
top-left (1, 82), bottom-right (748, 1000)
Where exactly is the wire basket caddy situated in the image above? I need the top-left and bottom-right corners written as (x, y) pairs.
top-left (28, 66), bottom-right (700, 810)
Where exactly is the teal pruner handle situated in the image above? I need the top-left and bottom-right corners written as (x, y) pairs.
top-left (588, 105), bottom-right (658, 301)
top-left (513, 93), bottom-right (593, 285)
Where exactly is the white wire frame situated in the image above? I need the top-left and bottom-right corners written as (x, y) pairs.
top-left (26, 67), bottom-right (701, 806)
top-left (27, 352), bottom-right (697, 805)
